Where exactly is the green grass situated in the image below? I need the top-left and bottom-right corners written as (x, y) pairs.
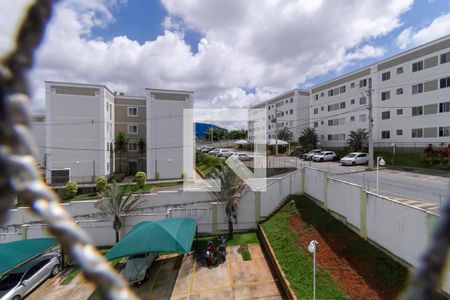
top-left (72, 192), bottom-right (97, 200)
top-left (375, 150), bottom-right (450, 171)
top-left (261, 201), bottom-right (348, 299)
top-left (241, 246), bottom-right (252, 261)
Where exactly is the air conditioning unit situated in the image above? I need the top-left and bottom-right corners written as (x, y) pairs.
top-left (51, 168), bottom-right (70, 185)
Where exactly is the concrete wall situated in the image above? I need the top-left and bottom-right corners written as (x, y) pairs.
top-left (304, 168), bottom-right (326, 202)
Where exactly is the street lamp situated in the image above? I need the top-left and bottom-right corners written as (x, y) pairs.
top-left (308, 240), bottom-right (319, 300)
top-left (376, 156), bottom-right (385, 194)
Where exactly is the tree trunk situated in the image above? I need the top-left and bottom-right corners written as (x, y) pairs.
top-left (228, 220), bottom-right (234, 240)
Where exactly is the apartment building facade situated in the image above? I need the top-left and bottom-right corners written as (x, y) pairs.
top-left (114, 95), bottom-right (147, 175)
top-left (44, 82), bottom-right (193, 184)
top-left (248, 89), bottom-right (310, 143)
top-left (146, 88), bottom-right (194, 180)
top-left (310, 35), bottom-right (450, 148)
top-left (45, 81), bottom-right (115, 184)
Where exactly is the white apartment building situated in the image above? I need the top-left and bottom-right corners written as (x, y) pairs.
top-left (146, 88), bottom-right (194, 180)
top-left (31, 115), bottom-right (46, 168)
top-left (45, 82), bottom-right (115, 184)
top-left (310, 35), bottom-right (450, 148)
top-left (248, 89), bottom-right (310, 143)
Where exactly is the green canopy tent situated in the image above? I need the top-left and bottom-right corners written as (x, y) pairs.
top-left (105, 218), bottom-right (197, 260)
top-left (0, 238), bottom-right (57, 275)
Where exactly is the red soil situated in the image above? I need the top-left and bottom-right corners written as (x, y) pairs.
top-left (289, 212), bottom-right (396, 300)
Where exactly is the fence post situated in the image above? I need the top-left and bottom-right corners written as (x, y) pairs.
top-left (301, 167), bottom-right (305, 194)
top-left (255, 191), bottom-right (261, 224)
top-left (359, 189), bottom-right (367, 239)
top-left (21, 225), bottom-right (27, 240)
top-left (212, 202), bottom-right (218, 234)
top-left (323, 171), bottom-right (329, 210)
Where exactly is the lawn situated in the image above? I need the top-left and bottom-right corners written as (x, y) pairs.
top-left (262, 195), bottom-right (409, 299)
top-left (375, 150), bottom-right (450, 171)
top-left (69, 181), bottom-right (183, 201)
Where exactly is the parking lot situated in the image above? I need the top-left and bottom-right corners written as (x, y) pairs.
top-left (29, 244), bottom-right (283, 300)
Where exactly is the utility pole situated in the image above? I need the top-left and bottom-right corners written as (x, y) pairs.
top-left (368, 77), bottom-right (374, 169)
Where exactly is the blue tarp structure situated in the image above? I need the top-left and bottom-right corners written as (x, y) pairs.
top-left (105, 218), bottom-right (197, 260)
top-left (0, 238), bottom-right (57, 274)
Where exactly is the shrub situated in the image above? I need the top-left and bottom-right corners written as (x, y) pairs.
top-left (111, 173), bottom-right (125, 183)
top-left (65, 180), bottom-right (78, 199)
top-left (135, 172), bottom-right (146, 189)
top-left (96, 176), bottom-right (107, 194)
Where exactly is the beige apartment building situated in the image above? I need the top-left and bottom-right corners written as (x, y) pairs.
top-left (114, 95), bottom-right (147, 175)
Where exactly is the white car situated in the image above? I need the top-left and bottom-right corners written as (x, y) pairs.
top-left (340, 152), bottom-right (369, 166)
top-left (217, 149), bottom-right (231, 157)
top-left (0, 253), bottom-right (60, 300)
top-left (231, 153), bottom-right (253, 161)
top-left (121, 252), bottom-right (157, 285)
top-left (312, 151), bottom-right (338, 162)
top-left (302, 149), bottom-right (322, 160)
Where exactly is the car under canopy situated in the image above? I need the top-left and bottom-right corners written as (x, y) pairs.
top-left (105, 218), bottom-right (197, 261)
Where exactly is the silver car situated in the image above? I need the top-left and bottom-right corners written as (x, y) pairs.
top-left (0, 253), bottom-right (60, 300)
top-left (312, 151), bottom-right (338, 162)
top-left (340, 152), bottom-right (369, 166)
top-left (121, 252), bottom-right (157, 285)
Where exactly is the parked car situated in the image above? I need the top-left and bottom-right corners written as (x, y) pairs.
top-left (217, 149), bottom-right (231, 157)
top-left (312, 151), bottom-right (338, 162)
top-left (340, 152), bottom-right (369, 166)
top-left (223, 151), bottom-right (234, 158)
top-left (121, 252), bottom-right (158, 285)
top-left (209, 148), bottom-right (220, 156)
top-left (203, 147), bottom-right (215, 153)
top-left (302, 149), bottom-right (322, 160)
top-left (0, 253), bottom-right (60, 300)
top-left (231, 153), bottom-right (253, 161)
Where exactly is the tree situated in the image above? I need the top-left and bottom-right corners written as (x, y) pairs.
top-left (95, 181), bottom-right (143, 243)
top-left (209, 166), bottom-right (246, 239)
top-left (277, 127), bottom-right (292, 141)
top-left (115, 132), bottom-right (128, 174)
top-left (138, 138), bottom-right (146, 171)
top-left (205, 127), bottom-right (228, 141)
top-left (226, 129), bottom-right (248, 140)
top-left (298, 128), bottom-right (318, 151)
top-left (346, 129), bottom-right (369, 152)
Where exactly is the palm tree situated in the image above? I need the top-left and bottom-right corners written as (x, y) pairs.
top-left (209, 166), bottom-right (246, 239)
top-left (298, 128), bottom-right (318, 151)
top-left (115, 132), bottom-right (128, 174)
top-left (95, 181), bottom-right (143, 243)
top-left (138, 138), bottom-right (146, 172)
top-left (346, 129), bottom-right (369, 152)
top-left (277, 127), bottom-right (292, 141)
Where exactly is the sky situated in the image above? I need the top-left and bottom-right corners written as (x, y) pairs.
top-left (1, 0), bottom-right (450, 127)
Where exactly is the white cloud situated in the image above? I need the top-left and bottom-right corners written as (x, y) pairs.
top-left (0, 0), bottom-right (413, 118)
top-left (396, 12), bottom-right (450, 49)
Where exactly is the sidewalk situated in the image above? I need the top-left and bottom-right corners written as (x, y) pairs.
top-left (387, 165), bottom-right (450, 178)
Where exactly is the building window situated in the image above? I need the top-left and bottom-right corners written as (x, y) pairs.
top-left (350, 116), bottom-right (355, 122)
top-left (440, 52), bottom-right (450, 64)
top-left (440, 77), bottom-right (450, 89)
top-left (412, 60), bottom-right (423, 72)
top-left (290, 97), bottom-right (293, 102)
top-left (340, 102), bottom-right (346, 109)
top-left (381, 111), bottom-right (390, 120)
top-left (110, 104), bottom-right (112, 119)
top-left (359, 96), bottom-right (367, 105)
top-left (396, 129), bottom-right (403, 136)
top-left (285, 99), bottom-right (288, 103)
top-left (350, 82), bottom-right (355, 88)
top-left (381, 91), bottom-right (390, 101)
top-left (320, 92), bottom-right (324, 97)
top-left (321, 121), bottom-right (324, 125)
top-left (382, 71), bottom-right (391, 81)
top-left (439, 101), bottom-right (450, 113)
top-left (313, 108), bottom-right (318, 115)
top-left (396, 109), bottom-right (403, 115)
top-left (321, 106), bottom-right (324, 111)
top-left (381, 131), bottom-right (390, 139)
top-left (358, 114), bottom-right (367, 123)
top-left (128, 142), bottom-right (138, 151)
top-left (350, 99), bottom-right (355, 105)
top-left (339, 117), bottom-right (345, 125)
top-left (396, 88), bottom-right (403, 95)
top-left (412, 83), bottom-right (423, 94)
top-left (396, 67), bottom-right (403, 74)
top-left (411, 128), bottom-right (423, 138)
top-left (328, 89), bottom-right (334, 96)
top-left (128, 107), bottom-right (138, 116)
top-left (412, 106), bottom-right (423, 116)
top-left (439, 126), bottom-right (450, 137)
top-left (128, 125), bottom-right (138, 134)
top-left (314, 94), bottom-right (318, 101)
top-left (290, 109), bottom-right (294, 114)
top-left (359, 79), bottom-right (367, 87)
top-left (313, 122), bottom-right (318, 128)
top-left (339, 86), bottom-right (346, 93)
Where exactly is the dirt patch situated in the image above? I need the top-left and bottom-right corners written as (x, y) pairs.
top-left (289, 212), bottom-right (396, 300)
